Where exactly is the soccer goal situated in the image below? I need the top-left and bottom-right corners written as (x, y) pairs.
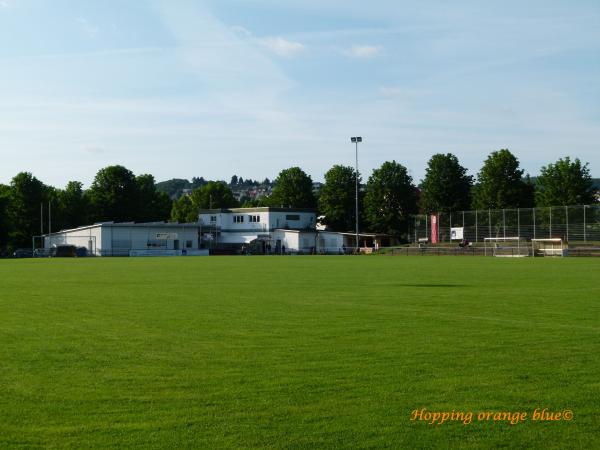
top-left (531, 238), bottom-right (565, 257)
top-left (484, 237), bottom-right (529, 257)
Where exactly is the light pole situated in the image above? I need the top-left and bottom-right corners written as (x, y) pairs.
top-left (350, 136), bottom-right (362, 251)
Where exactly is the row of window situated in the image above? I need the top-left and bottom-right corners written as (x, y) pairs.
top-left (211, 214), bottom-right (303, 224)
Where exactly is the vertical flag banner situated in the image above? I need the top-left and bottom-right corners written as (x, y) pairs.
top-left (430, 214), bottom-right (438, 244)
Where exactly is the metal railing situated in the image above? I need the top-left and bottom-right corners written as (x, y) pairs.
top-left (409, 205), bottom-right (600, 243)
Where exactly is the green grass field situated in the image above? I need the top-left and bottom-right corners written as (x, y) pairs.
top-left (1, 256), bottom-right (599, 449)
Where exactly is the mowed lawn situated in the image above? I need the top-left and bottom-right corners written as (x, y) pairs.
top-left (0, 256), bottom-right (598, 449)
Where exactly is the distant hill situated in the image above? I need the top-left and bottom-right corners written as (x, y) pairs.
top-left (155, 176), bottom-right (274, 200)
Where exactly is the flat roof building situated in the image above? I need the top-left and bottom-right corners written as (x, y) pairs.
top-left (43, 222), bottom-right (206, 257)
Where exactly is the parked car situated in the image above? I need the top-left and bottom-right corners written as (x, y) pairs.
top-left (51, 245), bottom-right (77, 257)
top-left (13, 248), bottom-right (33, 258)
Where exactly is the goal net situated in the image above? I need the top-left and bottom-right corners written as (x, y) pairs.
top-left (531, 238), bottom-right (565, 257)
top-left (484, 237), bottom-right (529, 257)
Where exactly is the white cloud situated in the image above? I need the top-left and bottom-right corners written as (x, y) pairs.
top-left (345, 45), bottom-right (382, 58)
top-left (230, 25), bottom-right (252, 37)
top-left (258, 36), bottom-right (306, 57)
top-left (76, 17), bottom-right (100, 38)
top-left (0, 1), bottom-right (9, 7)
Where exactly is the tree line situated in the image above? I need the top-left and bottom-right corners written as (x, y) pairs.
top-left (0, 149), bottom-right (597, 251)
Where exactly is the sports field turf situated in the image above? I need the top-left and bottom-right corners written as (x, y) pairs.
top-left (1, 256), bottom-right (598, 449)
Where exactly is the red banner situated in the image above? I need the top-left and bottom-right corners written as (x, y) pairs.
top-left (430, 214), bottom-right (438, 244)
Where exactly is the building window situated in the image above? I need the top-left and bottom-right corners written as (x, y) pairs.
top-left (233, 215), bottom-right (244, 223)
top-left (249, 215), bottom-right (260, 223)
top-left (186, 240), bottom-right (192, 248)
top-left (210, 216), bottom-right (217, 222)
top-left (286, 214), bottom-right (300, 221)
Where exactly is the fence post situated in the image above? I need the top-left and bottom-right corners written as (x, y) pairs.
top-left (449, 212), bottom-right (452, 243)
top-left (425, 214), bottom-right (428, 240)
top-left (533, 208), bottom-right (536, 239)
top-left (414, 217), bottom-right (417, 243)
top-left (565, 205), bottom-right (569, 242)
top-left (475, 210), bottom-right (478, 243)
top-left (488, 209), bottom-right (491, 238)
top-left (517, 208), bottom-right (520, 238)
top-left (584, 205), bottom-right (587, 242)
top-left (502, 209), bottom-right (506, 238)
top-left (549, 207), bottom-right (552, 237)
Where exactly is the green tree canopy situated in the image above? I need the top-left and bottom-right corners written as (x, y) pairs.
top-left (189, 181), bottom-right (238, 211)
top-left (270, 167), bottom-right (316, 208)
top-left (318, 165), bottom-right (361, 232)
top-left (535, 157), bottom-right (595, 206)
top-left (0, 184), bottom-right (12, 249)
top-left (8, 172), bottom-right (49, 247)
top-left (134, 174), bottom-right (172, 222)
top-left (87, 165), bottom-right (138, 222)
top-left (472, 149), bottom-right (534, 209)
top-left (170, 195), bottom-right (197, 223)
top-left (364, 161), bottom-right (418, 237)
top-left (420, 153), bottom-right (472, 213)
top-left (54, 181), bottom-right (89, 230)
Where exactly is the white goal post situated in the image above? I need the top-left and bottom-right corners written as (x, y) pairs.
top-left (531, 238), bottom-right (565, 257)
top-left (484, 237), bottom-right (529, 257)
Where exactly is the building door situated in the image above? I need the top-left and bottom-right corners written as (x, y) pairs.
top-left (173, 239), bottom-right (179, 250)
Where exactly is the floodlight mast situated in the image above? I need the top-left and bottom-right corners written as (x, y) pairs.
top-left (350, 137), bottom-right (362, 251)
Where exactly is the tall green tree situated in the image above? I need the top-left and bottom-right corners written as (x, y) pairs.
top-left (170, 195), bottom-right (197, 222)
top-left (472, 149), bottom-right (534, 209)
top-left (87, 165), bottom-right (138, 222)
top-left (420, 153), bottom-right (472, 213)
top-left (189, 181), bottom-right (238, 210)
top-left (55, 181), bottom-right (89, 230)
top-left (318, 165), bottom-right (361, 231)
top-left (134, 174), bottom-right (172, 222)
top-left (270, 167), bottom-right (316, 208)
top-left (0, 184), bottom-right (11, 250)
top-left (364, 161), bottom-right (418, 237)
top-left (535, 157), bottom-right (595, 206)
top-left (7, 172), bottom-right (49, 247)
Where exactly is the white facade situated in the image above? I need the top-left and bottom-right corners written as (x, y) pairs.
top-left (198, 207), bottom-right (316, 252)
top-left (44, 222), bottom-right (206, 256)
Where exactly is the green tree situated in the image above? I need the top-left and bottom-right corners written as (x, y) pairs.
top-left (364, 161), bottom-right (418, 237)
top-left (135, 174), bottom-right (172, 222)
top-left (535, 157), bottom-right (595, 206)
top-left (170, 195), bottom-right (196, 222)
top-left (318, 165), bottom-right (361, 231)
top-left (189, 181), bottom-right (238, 210)
top-left (472, 149), bottom-right (534, 209)
top-left (0, 184), bottom-right (11, 250)
top-left (7, 172), bottom-right (49, 247)
top-left (87, 165), bottom-right (138, 222)
top-left (420, 153), bottom-right (472, 213)
top-left (55, 181), bottom-right (89, 230)
top-left (271, 167), bottom-right (316, 208)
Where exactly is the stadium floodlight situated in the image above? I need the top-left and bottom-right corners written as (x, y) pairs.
top-left (350, 136), bottom-right (362, 251)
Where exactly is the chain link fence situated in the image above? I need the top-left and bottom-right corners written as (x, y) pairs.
top-left (409, 205), bottom-right (600, 244)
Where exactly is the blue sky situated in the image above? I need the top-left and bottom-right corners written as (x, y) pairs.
top-left (1, 0), bottom-right (599, 188)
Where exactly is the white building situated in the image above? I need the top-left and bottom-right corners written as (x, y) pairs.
top-left (43, 222), bottom-right (207, 256)
top-left (198, 207), bottom-right (317, 253)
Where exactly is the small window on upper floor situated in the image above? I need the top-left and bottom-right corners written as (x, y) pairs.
top-left (249, 215), bottom-right (260, 223)
top-left (210, 215), bottom-right (217, 222)
top-left (233, 215), bottom-right (244, 223)
top-left (286, 214), bottom-right (300, 221)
